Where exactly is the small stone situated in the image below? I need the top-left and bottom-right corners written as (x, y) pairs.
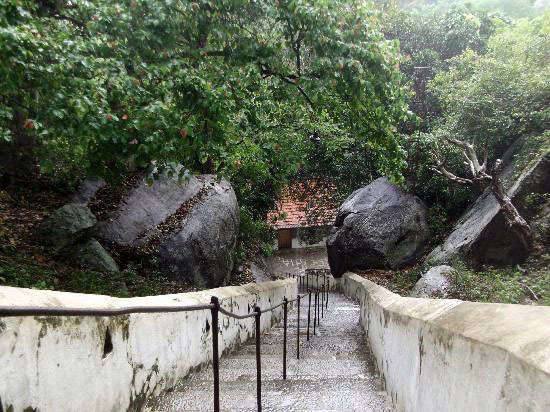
top-left (74, 239), bottom-right (119, 272)
top-left (409, 265), bottom-right (454, 298)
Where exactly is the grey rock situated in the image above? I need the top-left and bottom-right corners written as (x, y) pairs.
top-left (428, 135), bottom-right (550, 267)
top-left (249, 255), bottom-right (273, 283)
top-left (71, 177), bottom-right (106, 205)
top-left (74, 239), bottom-right (119, 272)
top-left (157, 177), bottom-right (239, 287)
top-left (327, 177), bottom-right (430, 277)
top-left (39, 203), bottom-right (97, 251)
top-left (410, 265), bottom-right (453, 298)
top-left (99, 170), bottom-right (202, 246)
top-left (97, 171), bottom-right (240, 287)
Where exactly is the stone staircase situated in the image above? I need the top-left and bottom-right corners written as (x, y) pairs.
top-left (149, 293), bottom-right (391, 411)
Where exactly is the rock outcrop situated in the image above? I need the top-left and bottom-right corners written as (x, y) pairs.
top-left (248, 255), bottom-right (273, 283)
top-left (428, 134), bottom-right (550, 267)
top-left (99, 172), bottom-right (203, 246)
top-left (156, 178), bottom-right (239, 287)
top-left (326, 177), bottom-right (430, 277)
top-left (39, 203), bottom-right (97, 252)
top-left (98, 172), bottom-right (239, 287)
top-left (75, 239), bottom-right (119, 272)
top-left (409, 265), bottom-right (453, 298)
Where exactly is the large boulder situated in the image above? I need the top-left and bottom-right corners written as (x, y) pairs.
top-left (39, 203), bottom-right (97, 252)
top-left (99, 171), bottom-right (203, 246)
top-left (326, 177), bottom-right (430, 277)
top-left (428, 134), bottom-right (550, 267)
top-left (156, 178), bottom-right (239, 287)
top-left (409, 265), bottom-right (453, 298)
top-left (98, 172), bottom-right (239, 287)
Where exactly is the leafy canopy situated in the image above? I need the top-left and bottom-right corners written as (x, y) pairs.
top-left (1, 0), bottom-right (409, 220)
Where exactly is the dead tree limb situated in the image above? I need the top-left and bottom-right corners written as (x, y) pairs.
top-left (433, 136), bottom-right (533, 251)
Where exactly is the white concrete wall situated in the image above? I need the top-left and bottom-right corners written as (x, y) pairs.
top-left (341, 272), bottom-right (550, 412)
top-left (0, 280), bottom-right (296, 412)
top-left (273, 227), bottom-right (328, 250)
top-left (293, 235), bottom-right (327, 249)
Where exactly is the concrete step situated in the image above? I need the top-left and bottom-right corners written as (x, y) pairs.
top-left (149, 292), bottom-right (391, 411)
top-left (153, 377), bottom-right (390, 412)
top-left (191, 357), bottom-right (373, 381)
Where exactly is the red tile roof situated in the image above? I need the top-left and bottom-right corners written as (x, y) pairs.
top-left (267, 180), bottom-right (338, 229)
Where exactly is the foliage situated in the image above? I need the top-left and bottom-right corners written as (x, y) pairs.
top-left (427, 12), bottom-right (550, 182)
top-left (297, 226), bottom-right (331, 246)
top-left (447, 262), bottom-right (550, 306)
top-left (395, 9), bottom-right (549, 225)
top-left (0, 0), bottom-right (409, 194)
top-left (393, 0), bottom-right (547, 19)
top-left (234, 207), bottom-right (276, 262)
top-left (381, 2), bottom-right (499, 124)
top-left (401, 130), bottom-right (472, 222)
top-left (0, 0), bottom-right (413, 258)
top-left (0, 252), bottom-right (194, 297)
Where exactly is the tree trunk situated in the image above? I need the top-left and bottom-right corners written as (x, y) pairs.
top-left (490, 175), bottom-right (533, 252)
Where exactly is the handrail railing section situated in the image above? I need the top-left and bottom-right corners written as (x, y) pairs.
top-left (0, 272), bottom-right (332, 412)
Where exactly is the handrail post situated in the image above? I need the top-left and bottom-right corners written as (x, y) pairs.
top-left (307, 290), bottom-right (311, 341)
top-left (297, 295), bottom-right (301, 359)
top-left (283, 297), bottom-right (288, 380)
top-left (321, 284), bottom-right (325, 319)
top-left (254, 306), bottom-right (262, 412)
top-left (317, 290), bottom-right (320, 328)
top-left (210, 296), bottom-right (220, 412)
top-left (326, 278), bottom-right (330, 309)
top-left (313, 291), bottom-right (317, 336)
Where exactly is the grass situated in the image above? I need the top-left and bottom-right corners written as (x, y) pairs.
top-left (0, 252), bottom-right (196, 298)
top-left (446, 262), bottom-right (550, 306)
top-left (357, 259), bottom-right (550, 306)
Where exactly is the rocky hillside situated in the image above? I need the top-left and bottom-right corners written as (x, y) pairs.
top-left (0, 171), bottom-right (245, 296)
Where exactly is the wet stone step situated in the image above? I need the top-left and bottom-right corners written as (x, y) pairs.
top-left (191, 357), bottom-right (373, 381)
top-left (148, 292), bottom-right (391, 411)
top-left (153, 377), bottom-right (390, 412)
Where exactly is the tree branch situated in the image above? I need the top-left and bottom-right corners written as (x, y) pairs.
top-left (259, 64), bottom-right (314, 110)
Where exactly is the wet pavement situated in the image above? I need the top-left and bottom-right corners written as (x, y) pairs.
top-left (269, 247), bottom-right (330, 277)
top-left (149, 293), bottom-right (391, 411)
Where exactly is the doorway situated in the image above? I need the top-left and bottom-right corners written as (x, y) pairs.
top-left (277, 229), bottom-right (292, 249)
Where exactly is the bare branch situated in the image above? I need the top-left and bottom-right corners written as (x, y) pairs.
top-left (431, 165), bottom-right (473, 185)
top-left (430, 150), bottom-right (473, 185)
top-left (444, 136), bottom-right (485, 177)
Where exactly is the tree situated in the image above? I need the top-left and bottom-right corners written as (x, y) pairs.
top-left (0, 0), bottom-right (409, 200)
top-left (380, 2), bottom-right (498, 126)
top-left (432, 136), bottom-right (533, 250)
top-left (425, 11), bottom-right (550, 248)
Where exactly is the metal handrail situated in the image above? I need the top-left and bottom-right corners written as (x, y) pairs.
top-left (0, 273), bottom-right (332, 412)
top-left (218, 306), bottom-right (258, 319)
top-left (0, 304), bottom-right (214, 317)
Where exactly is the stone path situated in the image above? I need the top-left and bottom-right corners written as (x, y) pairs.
top-left (149, 292), bottom-right (391, 411)
top-left (269, 247), bottom-right (329, 277)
